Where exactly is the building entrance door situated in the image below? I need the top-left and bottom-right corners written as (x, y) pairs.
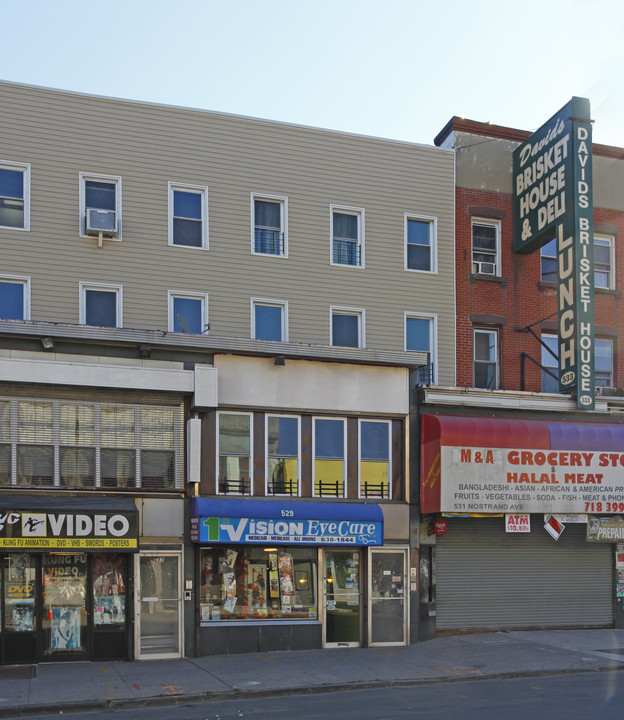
top-left (323, 550), bottom-right (361, 647)
top-left (369, 548), bottom-right (407, 645)
top-left (135, 551), bottom-right (182, 659)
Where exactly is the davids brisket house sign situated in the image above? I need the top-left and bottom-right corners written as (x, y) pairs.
top-left (513, 97), bottom-right (595, 409)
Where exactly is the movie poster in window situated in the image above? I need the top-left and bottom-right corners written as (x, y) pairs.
top-left (51, 607), bottom-right (81, 650)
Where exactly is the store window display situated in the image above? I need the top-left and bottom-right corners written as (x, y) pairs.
top-left (199, 546), bottom-right (317, 622)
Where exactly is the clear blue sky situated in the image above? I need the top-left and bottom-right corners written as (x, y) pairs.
top-left (2, 0), bottom-right (623, 147)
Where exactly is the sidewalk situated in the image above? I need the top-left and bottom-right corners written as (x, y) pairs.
top-left (1, 629), bottom-right (624, 717)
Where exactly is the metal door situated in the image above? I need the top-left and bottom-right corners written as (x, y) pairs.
top-left (135, 551), bottom-right (182, 659)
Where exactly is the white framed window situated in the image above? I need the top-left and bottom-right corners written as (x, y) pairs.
top-left (0, 161), bottom-right (30, 231)
top-left (405, 312), bottom-right (437, 384)
top-left (251, 298), bottom-right (288, 341)
top-left (266, 414), bottom-right (300, 496)
top-left (472, 218), bottom-right (500, 276)
top-left (313, 417), bottom-right (346, 498)
top-left (79, 172), bottom-right (122, 240)
top-left (168, 291), bottom-right (209, 334)
top-left (331, 205), bottom-right (364, 268)
top-left (330, 306), bottom-right (365, 348)
top-left (405, 214), bottom-right (437, 273)
top-left (168, 183), bottom-right (209, 249)
top-left (359, 419), bottom-right (391, 499)
top-left (251, 194), bottom-right (288, 257)
top-left (217, 411), bottom-right (252, 495)
top-left (540, 237), bottom-right (557, 282)
top-left (0, 275), bottom-right (30, 321)
top-left (540, 334), bottom-right (559, 393)
top-left (594, 234), bottom-right (615, 290)
top-left (79, 282), bottom-right (122, 328)
top-left (473, 328), bottom-right (498, 389)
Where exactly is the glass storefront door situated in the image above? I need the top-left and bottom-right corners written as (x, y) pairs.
top-left (369, 548), bottom-right (407, 646)
top-left (2, 553), bottom-right (37, 663)
top-left (323, 550), bottom-right (360, 647)
top-left (136, 551), bottom-right (182, 659)
top-left (42, 553), bottom-right (88, 659)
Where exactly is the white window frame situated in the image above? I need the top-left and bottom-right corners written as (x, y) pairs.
top-left (540, 333), bottom-right (560, 393)
top-left (358, 418), bottom-right (392, 500)
top-left (404, 213), bottom-right (437, 273)
top-left (330, 306), bottom-right (365, 348)
top-left (79, 281), bottom-right (123, 328)
top-left (330, 205), bottom-right (365, 268)
top-left (595, 337), bottom-right (614, 388)
top-left (473, 327), bottom-right (499, 390)
top-left (167, 290), bottom-right (209, 334)
top-left (265, 414), bottom-right (301, 497)
top-left (540, 237), bottom-right (557, 282)
top-left (216, 411), bottom-right (253, 495)
top-left (0, 274), bottom-right (31, 320)
top-left (471, 218), bottom-right (501, 276)
top-left (594, 234), bottom-right (615, 290)
top-left (168, 182), bottom-right (209, 249)
top-left (312, 416), bottom-right (347, 498)
top-left (404, 312), bottom-right (437, 383)
top-left (251, 297), bottom-right (288, 341)
top-left (251, 193), bottom-right (288, 258)
top-left (0, 160), bottom-right (30, 231)
top-left (79, 172), bottom-right (122, 240)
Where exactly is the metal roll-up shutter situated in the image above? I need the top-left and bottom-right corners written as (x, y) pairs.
top-left (436, 518), bottom-right (613, 631)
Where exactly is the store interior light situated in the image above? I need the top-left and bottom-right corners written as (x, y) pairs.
top-left (263, 548), bottom-right (278, 552)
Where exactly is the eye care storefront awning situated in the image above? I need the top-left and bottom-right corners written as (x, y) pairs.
top-left (191, 498), bottom-right (383, 546)
top-left (421, 415), bottom-right (624, 515)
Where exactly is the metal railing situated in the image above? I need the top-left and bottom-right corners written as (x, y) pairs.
top-left (332, 239), bottom-right (360, 266)
top-left (218, 476), bottom-right (251, 495)
top-left (254, 228), bottom-right (284, 255)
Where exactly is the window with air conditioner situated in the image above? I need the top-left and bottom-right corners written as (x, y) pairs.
top-left (80, 173), bottom-right (121, 239)
top-left (472, 219), bottom-right (500, 276)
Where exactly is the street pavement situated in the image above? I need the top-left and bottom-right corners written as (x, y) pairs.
top-left (1, 629), bottom-right (624, 717)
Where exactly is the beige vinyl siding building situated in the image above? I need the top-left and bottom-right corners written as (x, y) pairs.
top-left (0, 80), bottom-right (456, 661)
top-left (0, 81), bottom-right (455, 384)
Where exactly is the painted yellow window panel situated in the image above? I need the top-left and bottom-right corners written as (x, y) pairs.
top-left (314, 459), bottom-right (344, 496)
top-left (360, 461), bottom-right (389, 498)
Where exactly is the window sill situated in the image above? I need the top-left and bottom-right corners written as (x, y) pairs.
top-left (469, 273), bottom-right (506, 286)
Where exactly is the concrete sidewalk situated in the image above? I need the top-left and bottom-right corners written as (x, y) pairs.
top-left (1, 629), bottom-right (624, 717)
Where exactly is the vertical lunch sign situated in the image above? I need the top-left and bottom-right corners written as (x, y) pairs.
top-left (513, 98), bottom-right (595, 409)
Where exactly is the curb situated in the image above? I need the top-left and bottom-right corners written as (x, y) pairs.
top-left (2, 664), bottom-right (623, 718)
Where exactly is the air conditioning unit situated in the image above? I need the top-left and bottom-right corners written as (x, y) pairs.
top-left (86, 208), bottom-right (117, 236)
top-left (596, 386), bottom-right (617, 396)
top-left (475, 261), bottom-right (496, 275)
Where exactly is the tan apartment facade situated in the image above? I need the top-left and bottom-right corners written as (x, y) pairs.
top-left (0, 81), bottom-right (455, 661)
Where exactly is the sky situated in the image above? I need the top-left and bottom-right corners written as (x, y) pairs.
top-left (2, 0), bottom-right (623, 148)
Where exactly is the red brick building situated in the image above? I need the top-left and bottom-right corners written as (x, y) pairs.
top-left (434, 117), bottom-right (624, 396)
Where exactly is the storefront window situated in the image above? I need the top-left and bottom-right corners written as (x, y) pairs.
top-left (42, 553), bottom-right (88, 655)
top-left (199, 546), bottom-right (317, 622)
top-left (93, 554), bottom-right (126, 626)
top-left (3, 553), bottom-right (36, 632)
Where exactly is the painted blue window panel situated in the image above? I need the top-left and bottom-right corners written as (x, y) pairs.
top-left (315, 419), bottom-right (344, 458)
top-left (361, 421), bottom-right (389, 461)
top-left (268, 416), bottom-right (298, 456)
top-left (85, 290), bottom-right (117, 327)
top-left (0, 281), bottom-right (24, 320)
top-left (255, 305), bottom-right (282, 341)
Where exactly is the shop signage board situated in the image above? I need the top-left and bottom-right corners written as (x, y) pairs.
top-left (0, 509), bottom-right (138, 551)
top-left (191, 498), bottom-right (383, 547)
top-left (587, 515), bottom-right (624, 542)
top-left (513, 97), bottom-right (595, 409)
top-left (505, 514), bottom-right (530, 532)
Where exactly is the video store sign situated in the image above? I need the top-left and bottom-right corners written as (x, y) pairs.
top-left (0, 509), bottom-right (138, 551)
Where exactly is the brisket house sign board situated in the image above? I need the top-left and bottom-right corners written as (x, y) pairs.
top-left (513, 97), bottom-right (595, 410)
top-left (421, 415), bottom-right (624, 515)
top-left (0, 509), bottom-right (138, 551)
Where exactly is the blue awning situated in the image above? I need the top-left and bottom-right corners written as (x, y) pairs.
top-left (191, 498), bottom-right (383, 546)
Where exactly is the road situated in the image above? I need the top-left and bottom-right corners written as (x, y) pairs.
top-left (8, 671), bottom-right (624, 719)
